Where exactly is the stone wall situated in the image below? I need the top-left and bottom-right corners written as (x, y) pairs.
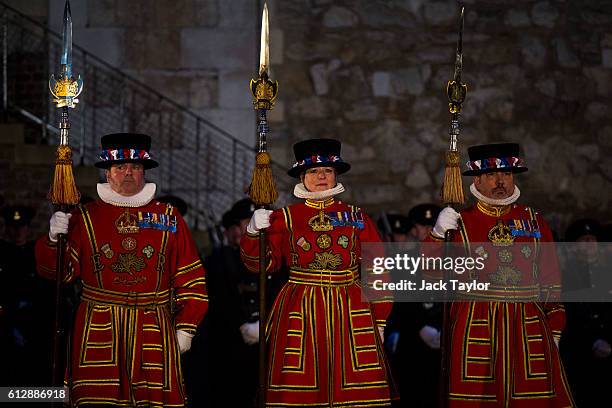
top-left (5, 0), bottom-right (611, 236)
top-left (267, 0), bottom-right (612, 234)
top-left (47, 0), bottom-right (260, 146)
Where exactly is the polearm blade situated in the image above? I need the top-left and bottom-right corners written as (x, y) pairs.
top-left (447, 6), bottom-right (466, 119)
top-left (60, 0), bottom-right (72, 78)
top-left (258, 3), bottom-right (269, 77)
top-left (49, 0), bottom-right (83, 113)
top-left (454, 7), bottom-right (463, 83)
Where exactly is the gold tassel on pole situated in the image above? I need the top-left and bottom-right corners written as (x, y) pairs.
top-left (48, 144), bottom-right (80, 205)
top-left (442, 150), bottom-right (464, 205)
top-left (248, 150), bottom-right (278, 206)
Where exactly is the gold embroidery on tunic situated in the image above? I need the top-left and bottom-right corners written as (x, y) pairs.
top-left (308, 211), bottom-right (333, 232)
top-left (101, 243), bottom-right (114, 259)
top-left (488, 220), bottom-right (514, 246)
top-left (308, 251), bottom-right (343, 270)
top-left (316, 234), bottom-right (332, 249)
top-left (121, 237), bottom-right (137, 251)
top-left (497, 249), bottom-right (513, 263)
top-left (337, 235), bottom-right (349, 248)
top-left (110, 253), bottom-right (146, 275)
top-left (488, 265), bottom-right (522, 285)
top-left (115, 209), bottom-right (139, 234)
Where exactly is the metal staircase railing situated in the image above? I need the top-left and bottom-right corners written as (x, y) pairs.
top-left (0, 2), bottom-right (291, 229)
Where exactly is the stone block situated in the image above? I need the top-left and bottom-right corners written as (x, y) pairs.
top-left (288, 96), bottom-right (337, 120)
top-left (181, 28), bottom-right (253, 70)
top-left (74, 28), bottom-right (124, 67)
top-left (124, 29), bottom-right (179, 70)
top-left (323, 6), bottom-right (359, 28)
top-left (585, 102), bottom-right (612, 123)
top-left (392, 65), bottom-right (431, 96)
top-left (87, 0), bottom-right (115, 27)
top-left (535, 78), bottom-right (556, 97)
top-left (504, 9), bottom-right (530, 27)
top-left (14, 145), bottom-right (55, 166)
top-left (195, 107), bottom-right (255, 147)
top-left (0, 144), bottom-right (15, 163)
top-left (194, 0), bottom-right (220, 27)
top-left (531, 2), bottom-right (559, 28)
top-left (553, 38), bottom-right (579, 68)
top-left (189, 72), bottom-right (219, 109)
top-left (219, 0), bottom-right (254, 28)
top-left (270, 29), bottom-right (284, 65)
top-left (423, 1), bottom-right (456, 26)
top-left (116, 0), bottom-right (156, 28)
top-left (372, 71), bottom-right (392, 97)
top-left (602, 49), bottom-right (612, 67)
top-left (0, 123), bottom-right (25, 145)
top-left (154, 0), bottom-right (199, 28)
top-left (344, 100), bottom-right (379, 122)
top-left (356, 2), bottom-right (417, 28)
top-left (412, 96), bottom-right (443, 121)
top-left (520, 35), bottom-right (547, 68)
top-left (310, 63), bottom-right (330, 96)
top-left (268, 101), bottom-right (285, 123)
top-left (219, 70), bottom-right (252, 109)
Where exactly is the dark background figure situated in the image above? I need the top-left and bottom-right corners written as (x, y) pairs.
top-left (0, 205), bottom-right (55, 385)
top-left (560, 219), bottom-right (612, 407)
top-left (185, 198), bottom-right (287, 407)
top-left (158, 194), bottom-right (189, 217)
top-left (380, 204), bottom-right (443, 408)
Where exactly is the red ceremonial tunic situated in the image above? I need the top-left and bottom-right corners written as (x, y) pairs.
top-left (36, 199), bottom-right (208, 407)
top-left (240, 198), bottom-right (394, 407)
top-left (424, 201), bottom-right (575, 407)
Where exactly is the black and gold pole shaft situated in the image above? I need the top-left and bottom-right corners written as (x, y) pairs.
top-left (248, 4), bottom-right (279, 407)
top-left (48, 0), bottom-right (83, 391)
top-left (440, 7), bottom-right (467, 408)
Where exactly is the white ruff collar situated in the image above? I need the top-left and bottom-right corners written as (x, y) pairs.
top-left (293, 182), bottom-right (345, 201)
top-left (470, 183), bottom-right (520, 206)
top-left (97, 183), bottom-right (156, 207)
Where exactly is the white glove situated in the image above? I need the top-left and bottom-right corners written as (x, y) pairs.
top-left (246, 209), bottom-right (272, 234)
top-left (377, 326), bottom-right (385, 343)
top-left (419, 325), bottom-right (441, 349)
top-left (49, 211), bottom-right (72, 242)
top-left (592, 338), bottom-right (612, 359)
top-left (432, 207), bottom-right (460, 238)
top-left (240, 321), bottom-right (260, 345)
top-left (176, 330), bottom-right (194, 354)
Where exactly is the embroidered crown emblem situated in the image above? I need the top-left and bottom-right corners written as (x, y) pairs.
top-left (115, 210), bottom-right (139, 234)
top-left (488, 220), bottom-right (514, 246)
top-left (308, 211), bottom-right (334, 232)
